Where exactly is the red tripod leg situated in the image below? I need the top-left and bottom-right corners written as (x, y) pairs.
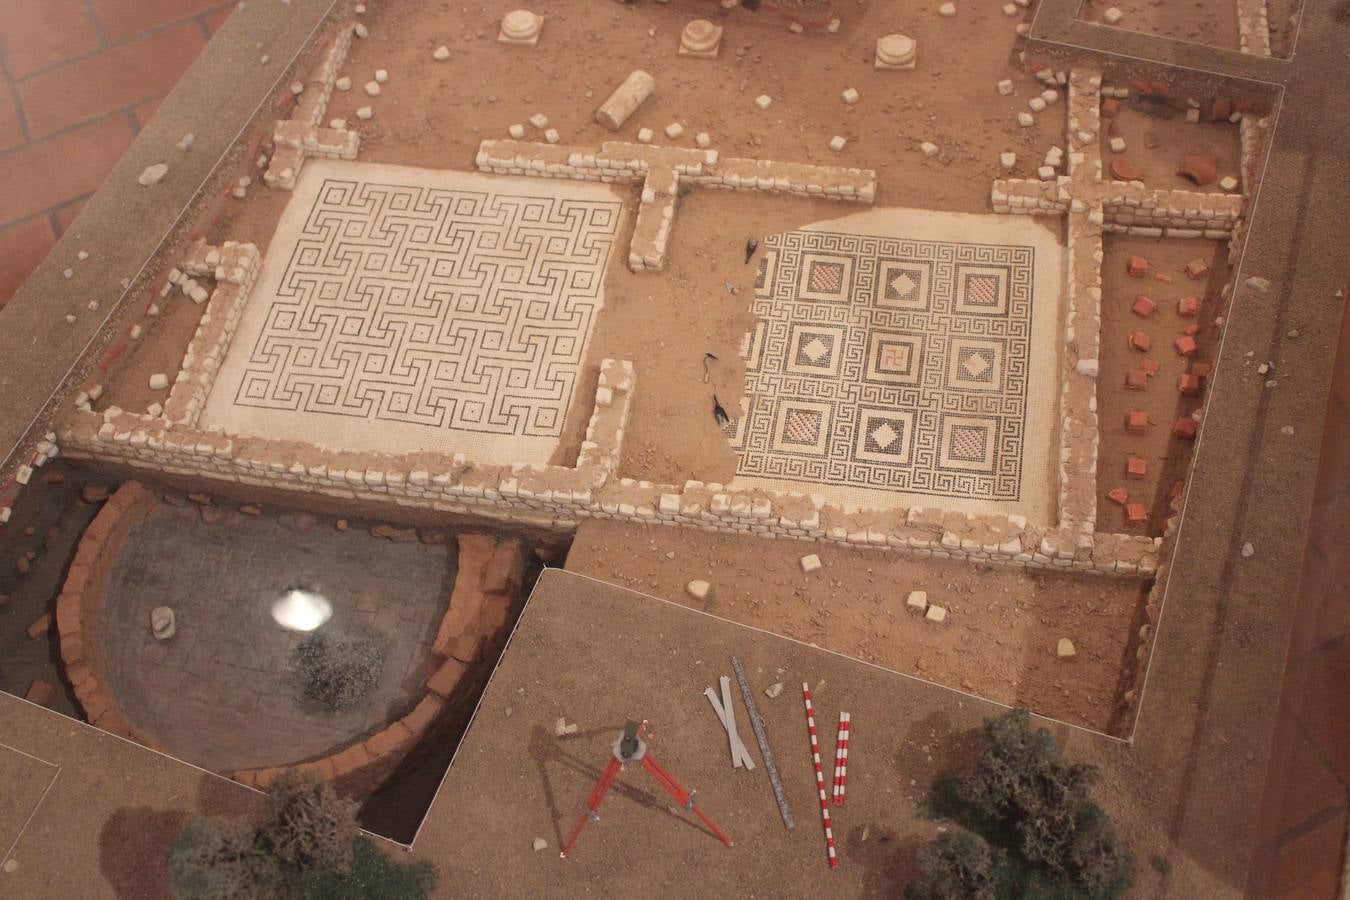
top-left (560, 757), bottom-right (623, 858)
top-left (640, 755), bottom-right (734, 848)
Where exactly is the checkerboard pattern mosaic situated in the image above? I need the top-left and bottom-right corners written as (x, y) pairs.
top-left (202, 164), bottom-right (623, 462)
top-left (726, 229), bottom-right (1037, 501)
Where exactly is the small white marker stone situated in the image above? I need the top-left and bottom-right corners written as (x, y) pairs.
top-left (1219, 175), bottom-right (1239, 191)
top-left (508, 123), bottom-right (525, 139)
top-left (637, 127), bottom-right (653, 143)
top-left (433, 46), bottom-right (451, 61)
top-left (1103, 6), bottom-right (1124, 23)
top-left (997, 79), bottom-right (1014, 95)
top-left (695, 131), bottom-right (711, 148)
top-left (800, 554), bottom-right (822, 573)
top-left (665, 122), bottom-right (684, 139)
top-left (336, 76), bottom-right (352, 91)
top-left (841, 87), bottom-right (860, 104)
top-left (754, 94), bottom-right (772, 110)
top-left (374, 69), bottom-right (389, 84)
top-left (356, 106), bottom-right (373, 120)
top-left (149, 373), bottom-right (170, 390)
top-left (829, 135), bottom-right (847, 152)
top-left (686, 580), bottom-right (711, 601)
top-left (529, 113), bottom-right (549, 129)
top-left (906, 590), bottom-right (928, 612)
top-left (1109, 136), bottom-right (1126, 152)
top-left (364, 81), bottom-right (381, 96)
top-left (925, 604), bottom-right (948, 623)
top-left (1185, 108), bottom-right (1200, 123)
top-left (919, 141), bottom-right (939, 157)
top-left (1000, 151), bottom-right (1016, 168)
top-left (544, 128), bottom-right (559, 143)
top-left (938, 2), bottom-right (957, 15)
top-left (1018, 112), bottom-right (1035, 127)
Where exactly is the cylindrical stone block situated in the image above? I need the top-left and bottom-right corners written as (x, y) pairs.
top-left (595, 70), bottom-right (656, 132)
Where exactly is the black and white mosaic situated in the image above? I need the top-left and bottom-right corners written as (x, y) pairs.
top-left (726, 229), bottom-right (1037, 500)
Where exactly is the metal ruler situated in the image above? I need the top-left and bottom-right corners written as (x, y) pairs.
top-left (731, 655), bottom-right (795, 830)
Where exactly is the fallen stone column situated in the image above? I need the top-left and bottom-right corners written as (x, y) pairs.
top-left (595, 70), bottom-right (655, 131)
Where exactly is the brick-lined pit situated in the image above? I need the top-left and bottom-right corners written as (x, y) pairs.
top-left (54, 481), bottom-right (157, 745)
top-left (229, 532), bottom-right (526, 796)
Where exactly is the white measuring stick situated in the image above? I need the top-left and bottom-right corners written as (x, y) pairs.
top-left (703, 685), bottom-right (755, 769)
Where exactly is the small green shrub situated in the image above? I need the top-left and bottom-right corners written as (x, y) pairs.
top-left (167, 816), bottom-right (280, 900)
top-left (302, 837), bottom-right (437, 900)
top-left (909, 709), bottom-right (1133, 899)
top-left (292, 628), bottom-right (385, 711)
top-left (906, 831), bottom-right (1005, 900)
top-left (258, 772), bottom-right (359, 881)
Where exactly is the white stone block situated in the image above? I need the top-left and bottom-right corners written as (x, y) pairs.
top-left (433, 46), bottom-right (451, 60)
top-left (695, 131), bottom-right (711, 148)
top-left (1103, 6), bottom-right (1124, 23)
top-left (149, 373), bottom-right (170, 390)
top-left (1056, 638), bottom-right (1077, 659)
top-left (364, 81), bottom-right (381, 96)
top-left (1109, 136), bottom-right (1126, 152)
top-left (544, 128), bottom-right (560, 143)
top-left (830, 135), bottom-right (847, 152)
top-left (906, 590), bottom-right (928, 612)
top-left (1018, 112), bottom-right (1034, 127)
top-left (919, 141), bottom-right (939, 157)
top-left (997, 79), bottom-right (1014, 95)
top-left (665, 122), bottom-right (684, 139)
top-left (529, 113), bottom-right (549, 129)
top-left (336, 76), bottom-right (352, 91)
top-left (925, 604), bottom-right (948, 623)
top-left (938, 2), bottom-right (957, 15)
top-left (1000, 151), bottom-right (1016, 168)
top-left (686, 580), bottom-right (711, 601)
top-left (356, 106), bottom-right (373, 120)
top-left (374, 69), bottom-right (389, 84)
top-left (1028, 97), bottom-right (1047, 112)
top-left (637, 127), bottom-right (653, 143)
top-left (841, 87), bottom-right (860, 104)
top-left (754, 94), bottom-right (772, 110)
top-left (800, 554), bottom-right (822, 573)
top-left (509, 123), bottom-right (525, 138)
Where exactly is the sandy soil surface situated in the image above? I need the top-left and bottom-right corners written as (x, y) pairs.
top-left (1097, 235), bottom-right (1230, 534)
top-left (414, 571), bottom-right (1182, 897)
top-left (565, 519), bottom-right (1147, 735)
top-left (1080, 0), bottom-right (1241, 51)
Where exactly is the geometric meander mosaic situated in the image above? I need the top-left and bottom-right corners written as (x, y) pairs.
top-left (726, 229), bottom-right (1036, 501)
top-left (230, 177), bottom-right (622, 438)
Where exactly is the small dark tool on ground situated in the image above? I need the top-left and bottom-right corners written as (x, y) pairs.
top-left (745, 237), bottom-right (759, 263)
top-left (712, 395), bottom-right (730, 426)
top-left (560, 720), bottom-right (735, 858)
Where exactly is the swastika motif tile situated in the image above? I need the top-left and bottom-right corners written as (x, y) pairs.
top-left (202, 162), bottom-right (624, 463)
top-left (725, 208), bottom-right (1063, 521)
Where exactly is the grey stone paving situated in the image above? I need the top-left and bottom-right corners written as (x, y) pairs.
top-left (100, 505), bottom-right (453, 772)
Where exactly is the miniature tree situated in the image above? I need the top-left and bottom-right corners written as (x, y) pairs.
top-left (912, 708), bottom-right (1133, 899)
top-left (257, 772), bottom-right (359, 881)
top-left (291, 628), bottom-right (385, 711)
top-left (302, 836), bottom-right (438, 900)
top-left (906, 831), bottom-right (1005, 900)
top-left (167, 816), bottom-right (281, 899)
top-left (170, 774), bottom-right (427, 900)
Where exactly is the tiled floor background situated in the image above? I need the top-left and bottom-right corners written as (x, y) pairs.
top-left (0, 0), bottom-right (234, 308)
top-left (0, 2), bottom-right (1345, 893)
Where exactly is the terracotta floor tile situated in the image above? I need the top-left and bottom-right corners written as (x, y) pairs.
top-left (0, 216), bottom-right (56, 309)
top-left (17, 23), bottom-right (206, 140)
top-left (1263, 811), bottom-right (1347, 899)
top-left (132, 97), bottom-right (164, 130)
top-left (201, 5), bottom-right (237, 37)
top-left (0, 87), bottom-right (24, 153)
top-left (0, 0), bottom-right (103, 80)
top-left (89, 0), bottom-right (233, 44)
top-left (0, 116), bottom-right (135, 228)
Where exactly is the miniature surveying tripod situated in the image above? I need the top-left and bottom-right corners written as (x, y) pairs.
top-left (560, 720), bottom-right (734, 857)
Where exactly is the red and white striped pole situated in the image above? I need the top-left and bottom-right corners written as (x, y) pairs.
top-left (802, 683), bottom-right (839, 869)
top-left (832, 712), bottom-right (850, 806)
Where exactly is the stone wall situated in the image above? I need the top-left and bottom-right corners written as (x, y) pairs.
top-left (475, 139), bottom-right (877, 271)
top-left (1236, 0), bottom-right (1273, 56)
top-left (231, 533), bottom-right (524, 796)
top-left (55, 481), bottom-right (157, 745)
top-left (263, 26), bottom-right (358, 191)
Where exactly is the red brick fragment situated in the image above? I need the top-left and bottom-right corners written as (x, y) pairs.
top-left (1172, 417), bottom-right (1197, 439)
top-left (1185, 258), bottom-right (1210, 280)
top-left (1125, 503), bottom-right (1148, 525)
top-left (1140, 357), bottom-right (1160, 377)
top-left (1125, 410), bottom-right (1150, 433)
top-left (1125, 369), bottom-right (1148, 390)
top-left (1183, 324), bottom-right (1200, 336)
top-left (1126, 457), bottom-right (1149, 479)
top-left (1154, 272), bottom-right (1173, 284)
top-left (1128, 331), bottom-right (1151, 352)
top-left (1107, 487), bottom-right (1129, 506)
top-left (1175, 335), bottom-right (1198, 356)
top-left (26, 613), bottom-right (51, 639)
top-left (1131, 296), bottom-right (1156, 318)
top-left (1177, 295), bottom-right (1200, 317)
top-left (1179, 374), bottom-right (1202, 395)
top-left (1127, 256), bottom-right (1149, 278)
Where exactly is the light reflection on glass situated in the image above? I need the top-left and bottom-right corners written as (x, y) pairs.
top-left (271, 587), bottom-right (333, 632)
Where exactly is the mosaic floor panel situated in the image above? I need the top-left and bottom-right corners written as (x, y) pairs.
top-left (201, 162), bottom-right (625, 463)
top-left (726, 208), bottom-right (1064, 522)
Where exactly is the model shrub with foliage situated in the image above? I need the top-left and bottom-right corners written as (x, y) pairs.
top-left (167, 773), bottom-right (436, 900)
top-left (907, 708), bottom-right (1133, 900)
